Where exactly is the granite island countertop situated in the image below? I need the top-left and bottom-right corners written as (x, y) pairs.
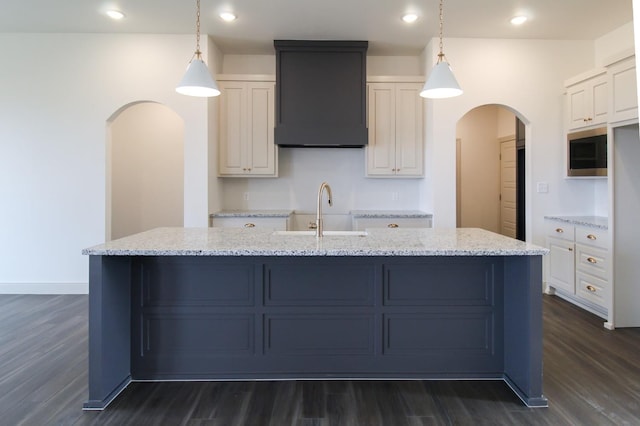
top-left (83, 227), bottom-right (547, 257)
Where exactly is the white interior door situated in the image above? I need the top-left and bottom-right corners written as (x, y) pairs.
top-left (500, 137), bottom-right (517, 238)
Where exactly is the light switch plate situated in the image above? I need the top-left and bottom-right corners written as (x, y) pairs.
top-left (537, 182), bottom-right (549, 193)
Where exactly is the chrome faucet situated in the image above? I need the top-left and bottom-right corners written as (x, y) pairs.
top-left (316, 182), bottom-right (333, 237)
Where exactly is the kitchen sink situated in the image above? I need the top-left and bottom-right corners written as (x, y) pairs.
top-left (272, 230), bottom-right (368, 237)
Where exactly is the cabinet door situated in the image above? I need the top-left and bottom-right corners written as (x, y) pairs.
top-left (566, 74), bottom-right (607, 130)
top-left (567, 84), bottom-right (587, 130)
top-left (246, 82), bottom-right (276, 176)
top-left (219, 81), bottom-right (277, 177)
top-left (219, 82), bottom-right (248, 175)
top-left (609, 57), bottom-right (638, 124)
top-left (546, 237), bottom-right (575, 294)
top-left (367, 83), bottom-right (396, 175)
top-left (394, 83), bottom-right (424, 176)
top-left (590, 75), bottom-right (609, 126)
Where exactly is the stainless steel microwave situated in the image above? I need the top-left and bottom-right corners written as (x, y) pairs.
top-left (567, 127), bottom-right (607, 177)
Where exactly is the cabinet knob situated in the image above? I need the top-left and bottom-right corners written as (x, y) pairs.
top-left (555, 228), bottom-right (564, 233)
top-left (587, 257), bottom-right (597, 264)
top-left (308, 222), bottom-right (318, 230)
top-left (586, 285), bottom-right (597, 292)
top-left (244, 223), bottom-right (256, 228)
top-left (388, 223), bottom-right (399, 228)
top-left (568, 247), bottom-right (573, 252)
top-left (587, 234), bottom-right (597, 240)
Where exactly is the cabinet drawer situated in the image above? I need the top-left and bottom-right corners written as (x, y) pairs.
top-left (576, 271), bottom-right (608, 307)
top-left (352, 217), bottom-right (431, 231)
top-left (575, 244), bottom-right (609, 280)
top-left (575, 226), bottom-right (608, 249)
top-left (210, 217), bottom-right (288, 230)
top-left (544, 221), bottom-right (574, 241)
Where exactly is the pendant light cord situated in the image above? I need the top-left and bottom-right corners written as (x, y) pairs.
top-left (195, 0), bottom-right (202, 59)
top-left (437, 0), bottom-right (445, 63)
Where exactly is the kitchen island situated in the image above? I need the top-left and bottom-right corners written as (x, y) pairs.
top-left (82, 227), bottom-right (548, 409)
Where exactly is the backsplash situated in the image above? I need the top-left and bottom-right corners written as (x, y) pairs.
top-left (220, 148), bottom-right (423, 213)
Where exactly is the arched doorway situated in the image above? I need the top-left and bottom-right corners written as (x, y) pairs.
top-left (106, 102), bottom-right (185, 240)
top-left (456, 104), bottom-right (527, 241)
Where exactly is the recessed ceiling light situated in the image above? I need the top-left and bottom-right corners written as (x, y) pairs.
top-left (510, 15), bottom-right (528, 25)
top-left (106, 10), bottom-right (125, 20)
top-left (220, 12), bottom-right (237, 22)
top-left (402, 13), bottom-right (419, 24)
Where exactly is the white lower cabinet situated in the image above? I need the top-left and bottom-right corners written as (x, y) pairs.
top-left (545, 221), bottom-right (610, 318)
top-left (352, 216), bottom-right (431, 231)
top-left (210, 216), bottom-right (289, 230)
top-left (546, 236), bottom-right (575, 294)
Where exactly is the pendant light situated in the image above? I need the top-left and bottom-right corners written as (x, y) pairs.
top-left (420, 0), bottom-right (463, 99)
top-left (176, 0), bottom-right (221, 97)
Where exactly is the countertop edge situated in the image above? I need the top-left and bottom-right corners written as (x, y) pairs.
top-left (544, 215), bottom-right (608, 230)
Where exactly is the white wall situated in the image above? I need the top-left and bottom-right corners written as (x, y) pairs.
top-left (422, 38), bottom-right (598, 247)
top-left (110, 102), bottom-right (184, 240)
top-left (497, 107), bottom-right (516, 138)
top-left (595, 21), bottom-right (635, 66)
top-left (208, 39), bottom-right (225, 214)
top-left (219, 54), bottom-right (423, 76)
top-left (0, 33), bottom-right (213, 294)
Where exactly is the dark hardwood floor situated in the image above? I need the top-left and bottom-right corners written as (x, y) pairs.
top-left (1, 294), bottom-right (639, 425)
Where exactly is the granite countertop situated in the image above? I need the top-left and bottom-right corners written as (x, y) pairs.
top-left (210, 210), bottom-right (293, 218)
top-left (544, 215), bottom-right (608, 230)
top-left (83, 227), bottom-right (547, 257)
top-left (350, 210), bottom-right (432, 218)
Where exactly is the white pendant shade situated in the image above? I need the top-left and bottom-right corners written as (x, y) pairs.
top-left (420, 60), bottom-right (463, 99)
top-left (176, 58), bottom-right (221, 97)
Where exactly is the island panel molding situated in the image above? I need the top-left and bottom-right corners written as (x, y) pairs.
top-left (82, 228), bottom-right (547, 410)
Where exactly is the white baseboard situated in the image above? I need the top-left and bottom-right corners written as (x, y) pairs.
top-left (0, 282), bottom-right (88, 294)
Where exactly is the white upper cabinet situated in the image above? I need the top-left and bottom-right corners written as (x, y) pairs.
top-left (219, 80), bottom-right (277, 177)
top-left (366, 81), bottom-right (424, 177)
top-left (566, 70), bottom-right (608, 131)
top-left (608, 56), bottom-right (638, 125)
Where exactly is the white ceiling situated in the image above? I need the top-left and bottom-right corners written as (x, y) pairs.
top-left (0, 0), bottom-right (633, 55)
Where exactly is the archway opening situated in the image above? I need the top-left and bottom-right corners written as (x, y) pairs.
top-left (106, 102), bottom-right (185, 240)
top-left (456, 104), bottom-right (527, 241)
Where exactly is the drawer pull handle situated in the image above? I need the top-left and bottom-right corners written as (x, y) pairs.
top-left (555, 228), bottom-right (564, 233)
top-left (586, 285), bottom-right (597, 292)
top-left (568, 248), bottom-right (573, 252)
top-left (587, 234), bottom-right (597, 240)
top-left (587, 257), bottom-right (597, 264)
top-left (308, 222), bottom-right (318, 230)
top-left (388, 223), bottom-right (399, 228)
top-left (244, 223), bottom-right (256, 228)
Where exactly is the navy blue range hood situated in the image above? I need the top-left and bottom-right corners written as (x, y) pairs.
top-left (274, 40), bottom-right (368, 148)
